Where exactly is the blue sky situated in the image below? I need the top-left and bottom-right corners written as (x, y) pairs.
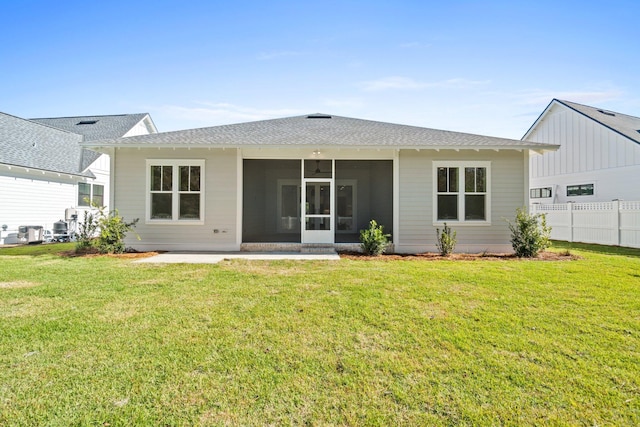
top-left (2, 0), bottom-right (638, 139)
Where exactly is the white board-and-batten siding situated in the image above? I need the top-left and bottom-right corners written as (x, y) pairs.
top-left (396, 150), bottom-right (526, 253)
top-left (113, 148), bottom-right (239, 251)
top-left (527, 104), bottom-right (640, 203)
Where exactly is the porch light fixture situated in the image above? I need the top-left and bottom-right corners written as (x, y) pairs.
top-left (312, 150), bottom-right (321, 156)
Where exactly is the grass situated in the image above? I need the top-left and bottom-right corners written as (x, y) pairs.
top-left (0, 242), bottom-right (638, 425)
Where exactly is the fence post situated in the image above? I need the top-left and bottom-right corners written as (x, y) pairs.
top-left (612, 200), bottom-right (620, 246)
top-left (567, 202), bottom-right (573, 242)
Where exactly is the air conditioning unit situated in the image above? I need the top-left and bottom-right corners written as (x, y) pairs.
top-left (65, 208), bottom-right (78, 221)
top-left (18, 225), bottom-right (44, 244)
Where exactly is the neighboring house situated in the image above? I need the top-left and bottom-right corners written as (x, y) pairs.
top-left (0, 112), bottom-right (156, 241)
top-left (524, 99), bottom-right (640, 203)
top-left (83, 113), bottom-right (557, 253)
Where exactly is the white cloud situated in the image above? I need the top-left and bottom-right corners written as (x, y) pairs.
top-left (514, 88), bottom-right (624, 106)
top-left (322, 97), bottom-right (365, 109)
top-left (359, 76), bottom-right (490, 92)
top-left (398, 41), bottom-right (431, 49)
top-left (256, 50), bottom-right (304, 60)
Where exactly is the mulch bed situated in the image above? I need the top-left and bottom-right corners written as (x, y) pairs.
top-left (61, 248), bottom-right (160, 259)
top-left (338, 251), bottom-right (579, 261)
top-left (61, 248), bottom-right (577, 262)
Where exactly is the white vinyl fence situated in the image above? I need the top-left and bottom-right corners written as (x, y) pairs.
top-left (530, 201), bottom-right (640, 248)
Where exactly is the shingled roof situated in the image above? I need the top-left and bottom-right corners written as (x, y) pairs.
top-left (0, 112), bottom-right (93, 177)
top-left (1, 112), bottom-right (155, 176)
top-left (82, 113), bottom-right (558, 151)
top-left (553, 100), bottom-right (640, 144)
top-left (31, 113), bottom-right (152, 142)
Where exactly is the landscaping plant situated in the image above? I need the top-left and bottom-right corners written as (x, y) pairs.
top-left (507, 207), bottom-right (551, 257)
top-left (435, 222), bottom-right (457, 256)
top-left (74, 202), bottom-right (139, 254)
top-left (359, 219), bottom-right (390, 255)
top-left (96, 209), bottom-right (139, 254)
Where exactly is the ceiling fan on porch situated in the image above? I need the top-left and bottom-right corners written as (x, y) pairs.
top-left (312, 159), bottom-right (331, 175)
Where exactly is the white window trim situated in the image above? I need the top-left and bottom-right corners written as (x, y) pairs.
top-left (432, 161), bottom-right (491, 226)
top-left (78, 182), bottom-right (105, 207)
top-left (145, 159), bottom-right (205, 225)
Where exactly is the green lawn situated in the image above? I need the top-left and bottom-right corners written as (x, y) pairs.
top-left (0, 242), bottom-right (638, 426)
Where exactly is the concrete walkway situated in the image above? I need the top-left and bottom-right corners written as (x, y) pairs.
top-left (135, 251), bottom-right (340, 264)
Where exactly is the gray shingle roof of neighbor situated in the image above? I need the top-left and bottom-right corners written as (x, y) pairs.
top-left (82, 113), bottom-right (559, 151)
top-left (1, 112), bottom-right (155, 176)
top-left (555, 99), bottom-right (640, 144)
top-left (0, 112), bottom-right (93, 177)
top-left (31, 113), bottom-right (152, 142)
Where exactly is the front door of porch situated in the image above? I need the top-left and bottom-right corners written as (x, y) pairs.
top-left (302, 159), bottom-right (334, 244)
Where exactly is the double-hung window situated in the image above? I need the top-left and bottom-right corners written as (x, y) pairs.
top-left (147, 159), bottom-right (204, 223)
top-left (78, 182), bottom-right (105, 207)
top-left (433, 161), bottom-right (490, 224)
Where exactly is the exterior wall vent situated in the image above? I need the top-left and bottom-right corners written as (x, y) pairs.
top-left (306, 114), bottom-right (332, 119)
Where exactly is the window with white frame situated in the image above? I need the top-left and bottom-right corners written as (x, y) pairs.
top-left (78, 183), bottom-right (105, 207)
top-left (434, 161), bottom-right (490, 224)
top-left (147, 160), bottom-right (204, 222)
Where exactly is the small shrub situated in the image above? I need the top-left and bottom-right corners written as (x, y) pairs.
top-left (507, 207), bottom-right (551, 258)
top-left (96, 209), bottom-right (139, 254)
top-left (435, 223), bottom-right (457, 256)
top-left (359, 220), bottom-right (390, 256)
top-left (74, 202), bottom-right (139, 254)
top-left (75, 209), bottom-right (99, 252)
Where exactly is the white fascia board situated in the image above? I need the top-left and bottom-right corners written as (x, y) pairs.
top-left (521, 99), bottom-right (562, 141)
top-left (81, 143), bottom-right (558, 152)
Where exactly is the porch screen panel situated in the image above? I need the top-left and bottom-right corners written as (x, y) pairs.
top-left (243, 159), bottom-right (301, 243)
top-left (335, 160), bottom-right (393, 243)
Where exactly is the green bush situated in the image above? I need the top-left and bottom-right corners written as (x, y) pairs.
top-left (75, 203), bottom-right (139, 254)
top-left (359, 220), bottom-right (390, 256)
top-left (96, 209), bottom-right (139, 254)
top-left (507, 207), bottom-right (551, 258)
top-left (435, 223), bottom-right (457, 256)
top-left (75, 209), bottom-right (99, 252)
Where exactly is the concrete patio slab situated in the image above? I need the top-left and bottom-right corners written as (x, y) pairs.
top-left (134, 251), bottom-right (341, 264)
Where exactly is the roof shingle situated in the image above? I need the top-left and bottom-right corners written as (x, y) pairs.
top-left (556, 100), bottom-right (640, 144)
top-left (31, 113), bottom-right (151, 141)
top-left (82, 114), bottom-right (558, 150)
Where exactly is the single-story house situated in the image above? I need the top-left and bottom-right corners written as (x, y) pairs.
top-left (0, 112), bottom-right (156, 242)
top-left (524, 99), bottom-right (640, 203)
top-left (83, 113), bottom-right (558, 253)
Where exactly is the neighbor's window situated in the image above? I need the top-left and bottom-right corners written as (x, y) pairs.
top-left (92, 184), bottom-right (104, 206)
top-left (78, 183), bottom-right (91, 206)
top-left (148, 160), bottom-right (204, 222)
top-left (530, 187), bottom-right (552, 199)
top-left (434, 161), bottom-right (490, 223)
top-left (567, 184), bottom-right (594, 197)
top-left (78, 183), bottom-right (105, 207)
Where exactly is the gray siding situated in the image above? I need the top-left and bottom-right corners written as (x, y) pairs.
top-left (114, 148), bottom-right (239, 251)
top-left (397, 149), bottom-right (525, 253)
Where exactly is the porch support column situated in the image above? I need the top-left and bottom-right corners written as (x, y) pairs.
top-left (393, 149), bottom-right (400, 249)
top-left (235, 148), bottom-right (243, 249)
